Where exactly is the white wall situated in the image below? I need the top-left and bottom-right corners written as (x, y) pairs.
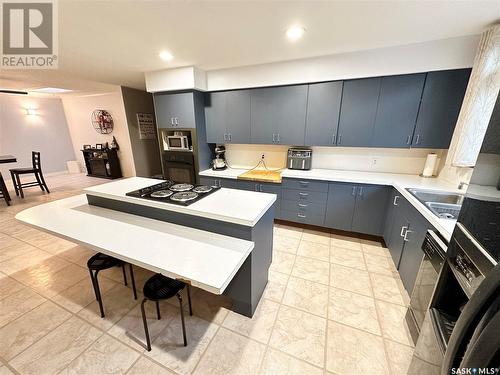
top-left (0, 94), bottom-right (75, 178)
top-left (224, 144), bottom-right (444, 175)
top-left (61, 90), bottom-right (136, 177)
top-left (207, 35), bottom-right (479, 90)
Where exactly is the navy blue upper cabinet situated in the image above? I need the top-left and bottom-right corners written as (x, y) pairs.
top-left (154, 92), bottom-right (196, 129)
top-left (205, 90), bottom-right (251, 144)
top-left (371, 74), bottom-right (426, 148)
top-left (412, 69), bottom-right (471, 148)
top-left (305, 81), bottom-right (343, 146)
top-left (337, 77), bottom-right (381, 147)
top-left (250, 85), bottom-right (308, 145)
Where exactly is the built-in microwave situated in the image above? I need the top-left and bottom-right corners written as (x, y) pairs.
top-left (163, 132), bottom-right (191, 151)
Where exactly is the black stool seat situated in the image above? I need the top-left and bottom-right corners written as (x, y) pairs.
top-left (140, 273), bottom-right (193, 351)
top-left (87, 252), bottom-right (121, 270)
top-left (143, 274), bottom-right (185, 300)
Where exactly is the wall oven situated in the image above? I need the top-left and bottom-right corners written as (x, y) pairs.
top-left (162, 150), bottom-right (196, 184)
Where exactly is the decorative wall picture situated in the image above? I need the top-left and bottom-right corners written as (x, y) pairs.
top-left (137, 113), bottom-right (156, 140)
top-left (91, 109), bottom-right (114, 134)
top-left (95, 143), bottom-right (103, 150)
top-left (83, 144), bottom-right (92, 150)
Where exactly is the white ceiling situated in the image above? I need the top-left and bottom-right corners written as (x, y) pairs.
top-left (1, 0), bottom-right (498, 92)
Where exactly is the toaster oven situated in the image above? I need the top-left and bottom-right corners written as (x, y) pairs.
top-left (287, 148), bottom-right (312, 170)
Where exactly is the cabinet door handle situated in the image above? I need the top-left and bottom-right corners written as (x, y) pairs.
top-left (277, 133), bottom-right (280, 143)
top-left (297, 213), bottom-right (307, 218)
top-left (393, 195), bottom-right (399, 206)
top-left (228, 133), bottom-right (232, 141)
top-left (351, 186), bottom-right (356, 196)
top-left (404, 229), bottom-right (413, 242)
top-left (272, 134), bottom-right (276, 143)
top-left (175, 117), bottom-right (179, 126)
top-left (299, 192), bottom-right (308, 196)
top-left (400, 225), bottom-right (408, 237)
top-left (170, 117), bottom-right (174, 125)
top-left (338, 135), bottom-right (342, 144)
top-left (299, 181), bottom-right (309, 186)
top-left (332, 133), bottom-right (336, 144)
top-left (298, 203), bottom-right (308, 207)
top-left (223, 133), bottom-right (227, 141)
top-left (255, 183), bottom-right (259, 191)
top-left (406, 135), bottom-right (411, 145)
top-left (415, 134), bottom-right (420, 145)
top-left (260, 184), bottom-right (263, 192)
top-left (358, 187), bottom-right (363, 197)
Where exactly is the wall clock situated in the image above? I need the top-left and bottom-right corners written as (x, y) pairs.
top-left (91, 109), bottom-right (114, 134)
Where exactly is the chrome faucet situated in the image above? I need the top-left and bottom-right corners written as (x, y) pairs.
top-left (458, 181), bottom-right (469, 190)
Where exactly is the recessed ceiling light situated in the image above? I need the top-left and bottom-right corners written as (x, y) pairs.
top-left (159, 51), bottom-right (174, 61)
top-left (30, 87), bottom-right (72, 94)
top-left (286, 25), bottom-right (306, 41)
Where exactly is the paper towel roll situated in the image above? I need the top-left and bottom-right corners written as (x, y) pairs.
top-left (422, 153), bottom-right (437, 177)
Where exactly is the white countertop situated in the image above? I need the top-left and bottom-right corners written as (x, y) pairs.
top-left (84, 177), bottom-right (276, 227)
top-left (15, 195), bottom-right (254, 294)
top-left (200, 167), bottom-right (461, 241)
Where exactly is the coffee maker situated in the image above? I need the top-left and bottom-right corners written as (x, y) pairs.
top-left (212, 146), bottom-right (227, 170)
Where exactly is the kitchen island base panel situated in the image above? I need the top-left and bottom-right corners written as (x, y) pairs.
top-left (86, 194), bottom-right (274, 317)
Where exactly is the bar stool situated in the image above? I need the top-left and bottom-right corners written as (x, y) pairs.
top-left (9, 151), bottom-right (50, 198)
top-left (140, 273), bottom-right (193, 351)
top-left (0, 172), bottom-right (11, 206)
top-left (87, 252), bottom-right (137, 318)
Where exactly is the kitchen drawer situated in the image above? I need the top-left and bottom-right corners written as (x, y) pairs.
top-left (281, 178), bottom-right (329, 192)
top-left (281, 199), bottom-right (326, 216)
top-left (280, 209), bottom-right (325, 226)
top-left (282, 188), bottom-right (328, 204)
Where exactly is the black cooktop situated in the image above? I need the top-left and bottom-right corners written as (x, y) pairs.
top-left (125, 180), bottom-right (220, 206)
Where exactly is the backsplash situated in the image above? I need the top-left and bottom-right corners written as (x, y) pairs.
top-left (224, 144), bottom-right (445, 175)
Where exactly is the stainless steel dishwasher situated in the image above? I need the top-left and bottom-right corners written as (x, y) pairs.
top-left (406, 229), bottom-right (447, 343)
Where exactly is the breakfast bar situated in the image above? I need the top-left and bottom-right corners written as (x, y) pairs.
top-left (16, 177), bottom-right (276, 317)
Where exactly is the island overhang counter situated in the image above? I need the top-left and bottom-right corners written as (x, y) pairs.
top-left (16, 177), bottom-right (276, 317)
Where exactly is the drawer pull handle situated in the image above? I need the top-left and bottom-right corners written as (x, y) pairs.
top-left (400, 226), bottom-right (408, 237)
top-left (297, 213), bottom-right (307, 218)
top-left (298, 203), bottom-right (308, 207)
top-left (299, 192), bottom-right (308, 196)
top-left (393, 195), bottom-right (399, 206)
top-left (299, 181), bottom-right (309, 185)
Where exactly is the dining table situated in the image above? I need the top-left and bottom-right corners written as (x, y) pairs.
top-left (0, 155), bottom-right (17, 164)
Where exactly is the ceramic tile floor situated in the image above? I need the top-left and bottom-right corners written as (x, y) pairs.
top-left (0, 173), bottom-right (415, 374)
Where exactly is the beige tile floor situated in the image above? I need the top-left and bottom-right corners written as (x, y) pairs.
top-left (0, 173), bottom-right (415, 374)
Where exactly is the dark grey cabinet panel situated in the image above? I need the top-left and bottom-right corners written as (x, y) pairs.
top-left (337, 78), bottom-right (381, 147)
top-left (154, 92), bottom-right (196, 128)
top-left (250, 85), bottom-right (308, 145)
top-left (199, 176), bottom-right (237, 188)
top-left (281, 178), bottom-right (328, 192)
top-left (384, 189), bottom-right (400, 245)
top-left (325, 182), bottom-right (357, 232)
top-left (351, 185), bottom-right (390, 236)
top-left (205, 90), bottom-right (251, 144)
top-left (412, 69), bottom-right (471, 148)
top-left (305, 81), bottom-right (343, 146)
top-left (398, 210), bottom-right (430, 294)
top-left (371, 74), bottom-right (425, 148)
top-left (386, 199), bottom-right (410, 268)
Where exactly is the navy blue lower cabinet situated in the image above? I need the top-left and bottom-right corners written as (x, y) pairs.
top-left (280, 209), bottom-right (325, 226)
top-left (324, 182), bottom-right (357, 232)
top-left (386, 200), bottom-right (410, 268)
top-left (351, 185), bottom-right (391, 236)
top-left (398, 208), bottom-right (432, 294)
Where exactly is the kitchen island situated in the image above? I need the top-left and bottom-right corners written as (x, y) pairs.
top-left (17, 177), bottom-right (277, 317)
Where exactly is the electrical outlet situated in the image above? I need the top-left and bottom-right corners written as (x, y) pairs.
top-left (372, 158), bottom-right (378, 165)
top-left (261, 154), bottom-right (265, 160)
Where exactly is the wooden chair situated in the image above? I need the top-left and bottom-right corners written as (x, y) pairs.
top-left (9, 151), bottom-right (50, 198)
top-left (0, 172), bottom-right (11, 206)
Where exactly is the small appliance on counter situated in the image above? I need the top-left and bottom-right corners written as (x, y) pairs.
top-left (212, 146), bottom-right (227, 170)
top-left (287, 147), bottom-right (312, 170)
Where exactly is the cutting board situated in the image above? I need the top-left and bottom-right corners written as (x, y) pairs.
top-left (237, 169), bottom-right (282, 183)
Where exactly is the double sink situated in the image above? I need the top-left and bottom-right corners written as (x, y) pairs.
top-left (406, 188), bottom-right (464, 220)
